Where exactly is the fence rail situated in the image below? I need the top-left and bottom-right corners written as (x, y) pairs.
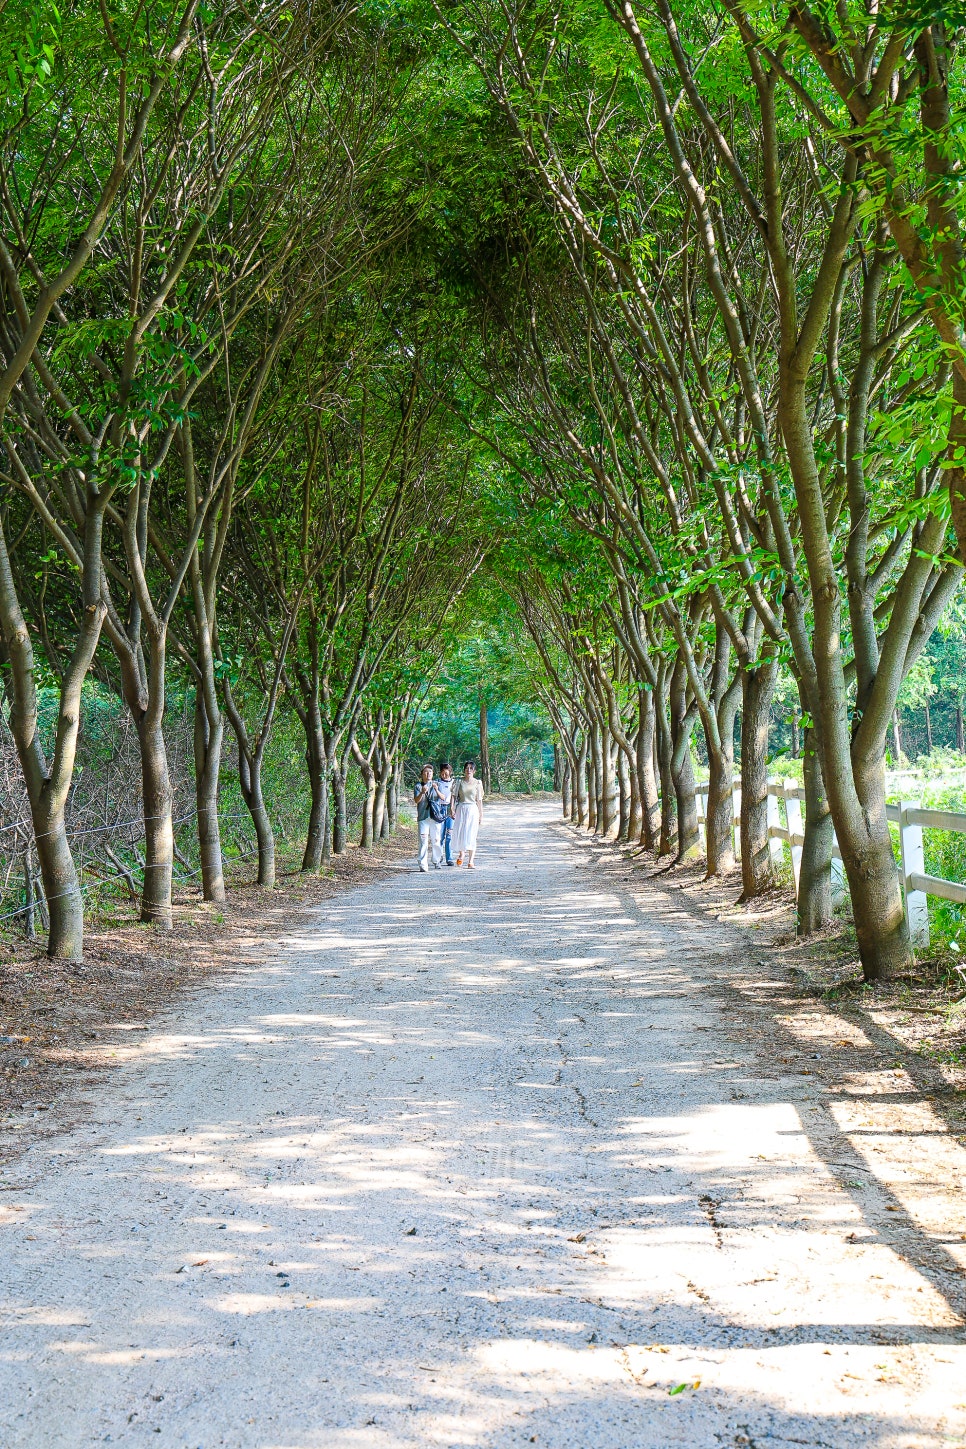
top-left (693, 780), bottom-right (966, 950)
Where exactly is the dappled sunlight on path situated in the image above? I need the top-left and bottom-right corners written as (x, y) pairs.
top-left (1, 802), bottom-right (964, 1446)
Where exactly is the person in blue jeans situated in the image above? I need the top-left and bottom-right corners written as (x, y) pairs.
top-left (437, 763), bottom-right (455, 865)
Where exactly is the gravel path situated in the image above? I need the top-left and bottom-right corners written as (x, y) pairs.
top-left (1, 801), bottom-right (965, 1447)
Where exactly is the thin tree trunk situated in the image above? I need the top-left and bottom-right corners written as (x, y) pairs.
top-left (301, 715), bottom-right (328, 873)
top-left (575, 733), bottom-right (589, 826)
top-left (652, 657), bottom-right (676, 856)
top-left (111, 620), bottom-right (174, 927)
top-left (194, 690), bottom-right (225, 903)
top-left (616, 745), bottom-right (631, 840)
top-left (797, 726), bottom-right (833, 935)
top-left (245, 761), bottom-right (275, 888)
top-left (387, 762), bottom-right (399, 833)
top-left (374, 758), bottom-right (391, 841)
top-left (136, 710), bottom-right (174, 923)
top-left (704, 682), bottom-right (740, 876)
top-left (925, 703), bottom-right (933, 754)
top-left (892, 712), bottom-right (902, 765)
top-left (670, 662), bottom-right (699, 861)
top-left (958, 703), bottom-right (965, 755)
top-left (355, 746), bottom-right (376, 849)
top-left (601, 729), bottom-right (619, 838)
top-left (329, 761), bottom-right (346, 856)
top-left (587, 724), bottom-right (599, 832)
top-left (0, 512), bottom-right (105, 961)
top-left (636, 688), bottom-right (659, 851)
top-left (561, 755), bottom-right (572, 818)
top-left (739, 658), bottom-right (777, 900)
top-left (23, 851), bottom-right (36, 940)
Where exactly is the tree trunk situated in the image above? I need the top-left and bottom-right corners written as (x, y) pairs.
top-left (222, 681), bottom-right (276, 889)
top-left (237, 744), bottom-right (275, 890)
top-left (553, 742), bottom-right (562, 792)
top-left (958, 703), bottom-right (964, 755)
top-left (601, 729), bottom-right (619, 838)
top-left (636, 688), bottom-right (659, 851)
top-left (561, 755), bottom-right (572, 818)
top-left (136, 711), bottom-right (174, 923)
top-left (194, 690), bottom-right (225, 903)
top-left (703, 671), bottom-right (740, 877)
top-left (331, 759), bottom-right (348, 856)
top-left (0, 513), bottom-right (105, 962)
top-left (654, 662), bottom-right (676, 856)
top-left (791, 706), bottom-right (800, 758)
top-left (387, 762), bottom-right (399, 833)
top-left (891, 712), bottom-right (902, 766)
top-left (587, 723), bottom-right (600, 832)
top-left (704, 746), bottom-right (736, 876)
top-left (22, 851), bottom-right (36, 940)
top-left (246, 763), bottom-right (275, 889)
top-left (925, 703), bottom-right (933, 754)
top-left (797, 726), bottom-right (833, 935)
top-left (302, 717), bottom-right (328, 873)
top-left (616, 744), bottom-right (631, 841)
top-left (739, 658), bottom-right (777, 899)
top-left (779, 359), bottom-right (911, 980)
top-left (111, 620), bottom-right (173, 927)
top-left (575, 733), bottom-right (589, 826)
top-left (479, 693), bottom-right (491, 793)
top-left (374, 758), bottom-right (391, 840)
top-left (832, 743), bottom-right (910, 979)
top-left (670, 662), bottom-right (699, 860)
top-left (356, 752), bottom-right (376, 849)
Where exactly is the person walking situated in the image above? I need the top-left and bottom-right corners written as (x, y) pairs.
top-left (436, 763), bottom-right (455, 866)
top-left (451, 760), bottom-right (484, 868)
top-left (414, 765), bottom-right (444, 872)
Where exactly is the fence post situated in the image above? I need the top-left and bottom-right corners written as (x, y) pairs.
top-left (766, 785), bottom-right (782, 870)
top-left (899, 800), bottom-right (929, 951)
top-left (784, 780), bottom-right (803, 895)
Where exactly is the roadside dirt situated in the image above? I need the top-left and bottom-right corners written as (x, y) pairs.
top-left (0, 824), bottom-right (417, 1168)
top-left (598, 833), bottom-right (966, 1137)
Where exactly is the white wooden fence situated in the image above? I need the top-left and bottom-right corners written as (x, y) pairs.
top-left (693, 780), bottom-right (966, 949)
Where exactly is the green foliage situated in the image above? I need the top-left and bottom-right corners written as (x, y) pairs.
top-left (407, 589), bottom-right (555, 789)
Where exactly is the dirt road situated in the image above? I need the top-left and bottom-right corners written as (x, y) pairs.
top-left (1, 801), bottom-right (964, 1447)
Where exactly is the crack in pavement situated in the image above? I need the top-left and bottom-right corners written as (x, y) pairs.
top-left (0, 802), bottom-right (964, 1447)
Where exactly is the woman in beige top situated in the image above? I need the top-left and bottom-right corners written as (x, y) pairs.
top-left (451, 761), bottom-right (484, 868)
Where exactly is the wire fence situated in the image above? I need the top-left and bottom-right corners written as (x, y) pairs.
top-left (0, 804), bottom-right (266, 931)
top-left (0, 689), bottom-right (393, 942)
top-left (0, 695), bottom-right (284, 937)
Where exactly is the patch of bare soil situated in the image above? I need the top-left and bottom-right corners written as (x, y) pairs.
top-left (0, 825), bottom-right (417, 1167)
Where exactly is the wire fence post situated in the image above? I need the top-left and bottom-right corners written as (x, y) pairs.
top-left (899, 800), bottom-right (929, 950)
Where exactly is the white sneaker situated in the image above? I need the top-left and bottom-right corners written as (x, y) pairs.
top-left (419, 865), bottom-right (429, 873)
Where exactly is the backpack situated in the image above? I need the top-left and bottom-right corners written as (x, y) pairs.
top-left (427, 785), bottom-right (448, 824)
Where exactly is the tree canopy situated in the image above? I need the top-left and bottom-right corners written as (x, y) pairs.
top-left (2, 0), bottom-right (966, 982)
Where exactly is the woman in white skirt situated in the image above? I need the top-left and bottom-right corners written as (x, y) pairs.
top-left (451, 760), bottom-right (485, 868)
